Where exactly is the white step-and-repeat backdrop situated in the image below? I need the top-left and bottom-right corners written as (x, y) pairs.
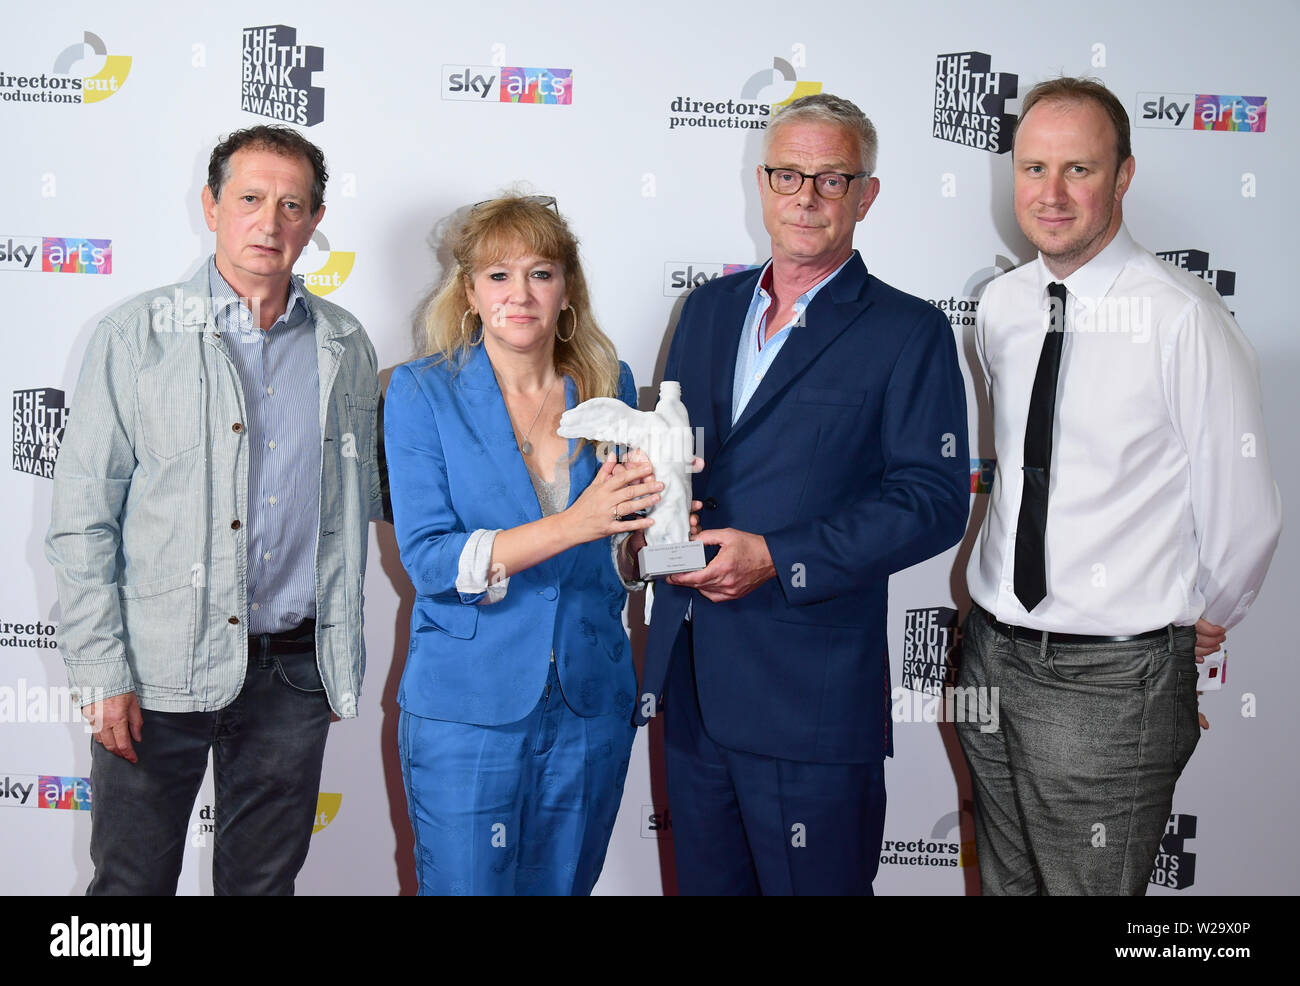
top-left (3, 0), bottom-right (1295, 895)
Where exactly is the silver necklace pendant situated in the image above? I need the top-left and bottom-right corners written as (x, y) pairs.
top-left (520, 440), bottom-right (533, 455)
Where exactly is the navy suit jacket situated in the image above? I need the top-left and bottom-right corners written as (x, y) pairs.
top-left (385, 345), bottom-right (638, 726)
top-left (639, 253), bottom-right (969, 763)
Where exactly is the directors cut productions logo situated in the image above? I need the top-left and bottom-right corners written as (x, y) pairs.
top-left (667, 54), bottom-right (821, 131)
top-left (1150, 813), bottom-right (1198, 890)
top-left (881, 809), bottom-right (975, 869)
top-left (299, 230), bottom-right (354, 297)
top-left (13, 387), bottom-right (69, 480)
top-left (242, 24), bottom-right (325, 126)
top-left (1137, 93), bottom-right (1266, 132)
top-left (442, 65), bottom-right (573, 104)
top-left (0, 30), bottom-right (131, 105)
top-left (662, 262), bottom-right (758, 297)
top-left (0, 236), bottom-right (112, 275)
top-left (933, 52), bottom-right (1018, 153)
top-left (0, 773), bottom-right (91, 810)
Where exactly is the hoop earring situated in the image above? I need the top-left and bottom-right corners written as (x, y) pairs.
top-left (462, 308), bottom-right (483, 346)
top-left (556, 306), bottom-right (577, 343)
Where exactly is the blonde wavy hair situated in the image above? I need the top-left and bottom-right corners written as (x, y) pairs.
top-left (421, 196), bottom-right (620, 403)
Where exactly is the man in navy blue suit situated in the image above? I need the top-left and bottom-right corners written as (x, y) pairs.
top-left (638, 93), bottom-right (970, 895)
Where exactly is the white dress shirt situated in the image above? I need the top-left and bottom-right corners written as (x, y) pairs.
top-left (968, 224), bottom-right (1281, 633)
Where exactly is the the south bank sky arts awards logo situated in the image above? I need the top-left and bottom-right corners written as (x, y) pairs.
top-left (0, 773), bottom-right (91, 811)
top-left (13, 387), bottom-right (68, 480)
top-left (667, 54), bottom-right (821, 131)
top-left (933, 51), bottom-right (1018, 154)
top-left (242, 24), bottom-right (325, 126)
top-left (0, 30), bottom-right (130, 105)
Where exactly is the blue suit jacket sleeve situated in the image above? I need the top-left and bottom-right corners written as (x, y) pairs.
top-left (762, 305), bottom-right (969, 606)
top-left (383, 362), bottom-right (477, 602)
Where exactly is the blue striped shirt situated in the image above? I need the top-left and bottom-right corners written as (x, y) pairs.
top-left (208, 257), bottom-right (321, 635)
top-left (731, 252), bottom-right (855, 423)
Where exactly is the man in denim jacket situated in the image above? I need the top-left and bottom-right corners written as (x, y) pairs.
top-left (46, 126), bottom-right (384, 895)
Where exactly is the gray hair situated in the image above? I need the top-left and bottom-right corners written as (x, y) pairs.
top-left (763, 93), bottom-right (878, 176)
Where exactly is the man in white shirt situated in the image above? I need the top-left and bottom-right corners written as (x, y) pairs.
top-left (957, 77), bottom-right (1280, 895)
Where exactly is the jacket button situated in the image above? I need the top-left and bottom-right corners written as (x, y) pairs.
top-left (230, 519), bottom-right (241, 530)
top-left (228, 616), bottom-right (240, 625)
top-left (232, 422), bottom-right (244, 433)
top-left (540, 586), bottom-right (558, 601)
top-left (703, 497), bottom-right (719, 510)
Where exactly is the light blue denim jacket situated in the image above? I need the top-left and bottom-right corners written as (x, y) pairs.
top-left (45, 262), bottom-right (384, 717)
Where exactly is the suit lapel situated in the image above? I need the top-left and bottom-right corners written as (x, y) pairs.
top-left (456, 345), bottom-right (544, 528)
top-left (706, 271), bottom-right (759, 454)
top-left (721, 255), bottom-right (873, 453)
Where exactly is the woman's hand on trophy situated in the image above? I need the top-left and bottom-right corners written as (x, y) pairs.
top-left (565, 454), bottom-right (660, 544)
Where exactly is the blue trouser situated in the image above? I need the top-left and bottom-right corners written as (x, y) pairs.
top-left (955, 604), bottom-right (1200, 895)
top-left (399, 660), bottom-right (635, 896)
top-left (87, 624), bottom-right (331, 895)
top-left (663, 625), bottom-right (887, 895)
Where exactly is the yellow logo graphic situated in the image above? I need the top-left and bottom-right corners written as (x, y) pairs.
top-left (772, 81), bottom-right (822, 114)
top-left (312, 792), bottom-right (341, 834)
top-left (302, 231), bottom-right (355, 297)
top-left (740, 56), bottom-right (822, 113)
top-left (52, 31), bottom-right (131, 103)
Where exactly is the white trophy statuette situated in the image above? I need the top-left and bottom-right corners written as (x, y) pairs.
top-left (557, 380), bottom-right (704, 579)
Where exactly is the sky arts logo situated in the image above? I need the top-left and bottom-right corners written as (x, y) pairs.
top-left (0, 30), bottom-right (131, 105)
top-left (970, 458), bottom-right (995, 494)
top-left (442, 65), bottom-right (573, 104)
top-left (662, 262), bottom-right (757, 297)
top-left (667, 54), bottom-right (821, 131)
top-left (933, 52), bottom-right (1018, 153)
top-left (640, 804), bottom-right (671, 839)
top-left (299, 231), bottom-right (354, 297)
top-left (13, 387), bottom-right (68, 479)
top-left (242, 24), bottom-right (325, 126)
top-left (1137, 93), bottom-right (1266, 132)
top-left (1, 236), bottom-right (111, 274)
top-left (1150, 813), bottom-right (1197, 890)
top-left (0, 773), bottom-right (91, 810)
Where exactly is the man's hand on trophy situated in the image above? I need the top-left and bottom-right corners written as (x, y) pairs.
top-left (667, 528), bottom-right (776, 602)
top-left (688, 500), bottom-right (703, 537)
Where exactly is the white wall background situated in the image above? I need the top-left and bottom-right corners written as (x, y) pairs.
top-left (2, 0), bottom-right (1295, 895)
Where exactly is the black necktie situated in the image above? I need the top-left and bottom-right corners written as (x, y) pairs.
top-left (1013, 281), bottom-right (1067, 612)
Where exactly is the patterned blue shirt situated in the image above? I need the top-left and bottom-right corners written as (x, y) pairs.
top-left (731, 252), bottom-right (856, 423)
top-left (208, 257), bottom-right (322, 635)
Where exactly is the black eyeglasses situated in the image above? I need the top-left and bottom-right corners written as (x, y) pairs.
top-left (762, 167), bottom-right (867, 200)
top-left (471, 194), bottom-right (559, 212)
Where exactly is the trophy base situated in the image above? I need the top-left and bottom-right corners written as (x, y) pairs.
top-left (638, 541), bottom-right (707, 580)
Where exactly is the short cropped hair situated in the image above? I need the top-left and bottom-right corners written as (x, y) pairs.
top-left (1016, 77), bottom-right (1132, 170)
top-left (764, 93), bottom-right (878, 176)
top-left (206, 125), bottom-right (329, 214)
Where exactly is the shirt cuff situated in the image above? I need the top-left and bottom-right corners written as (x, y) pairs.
top-left (456, 529), bottom-right (509, 605)
top-left (611, 532), bottom-right (644, 591)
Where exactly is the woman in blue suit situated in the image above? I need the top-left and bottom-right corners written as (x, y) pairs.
top-left (385, 196), bottom-right (660, 895)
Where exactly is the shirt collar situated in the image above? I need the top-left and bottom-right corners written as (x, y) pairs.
top-left (1034, 224), bottom-right (1141, 304)
top-left (755, 250), bottom-right (857, 309)
top-left (206, 254), bottom-right (310, 330)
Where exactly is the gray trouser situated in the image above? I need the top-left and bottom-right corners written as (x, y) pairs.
top-left (955, 604), bottom-right (1200, 895)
